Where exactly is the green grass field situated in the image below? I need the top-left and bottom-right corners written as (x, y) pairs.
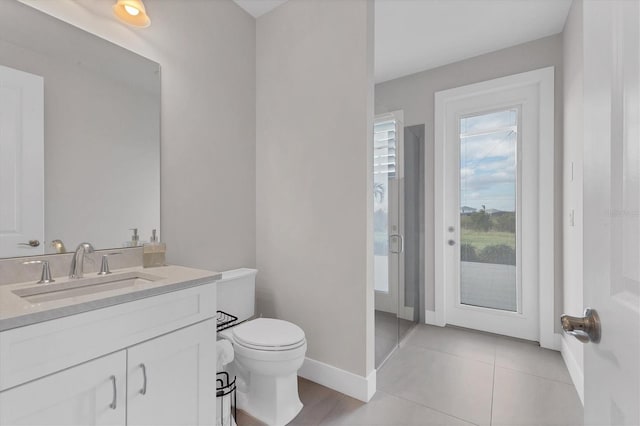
top-left (461, 229), bottom-right (516, 250)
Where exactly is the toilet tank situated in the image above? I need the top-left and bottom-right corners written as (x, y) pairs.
top-left (216, 268), bottom-right (257, 322)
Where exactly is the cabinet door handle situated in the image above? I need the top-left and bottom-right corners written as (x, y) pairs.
top-left (140, 363), bottom-right (147, 395)
top-left (109, 375), bottom-right (117, 409)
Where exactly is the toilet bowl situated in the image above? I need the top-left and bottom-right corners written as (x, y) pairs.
top-left (216, 269), bottom-right (307, 426)
top-left (219, 318), bottom-right (307, 426)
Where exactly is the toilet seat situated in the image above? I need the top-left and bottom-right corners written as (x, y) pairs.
top-left (234, 338), bottom-right (306, 352)
top-left (232, 318), bottom-right (305, 352)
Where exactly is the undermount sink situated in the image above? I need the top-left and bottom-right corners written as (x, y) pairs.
top-left (13, 271), bottom-right (163, 304)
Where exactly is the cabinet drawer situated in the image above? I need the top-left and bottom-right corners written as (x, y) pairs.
top-left (0, 283), bottom-right (216, 391)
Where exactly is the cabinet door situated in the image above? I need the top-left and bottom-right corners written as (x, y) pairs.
top-left (0, 351), bottom-right (126, 426)
top-left (126, 319), bottom-right (216, 426)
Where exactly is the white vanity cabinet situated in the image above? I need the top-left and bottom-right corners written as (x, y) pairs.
top-left (126, 320), bottom-right (216, 426)
top-left (0, 351), bottom-right (127, 426)
top-left (0, 281), bottom-right (218, 426)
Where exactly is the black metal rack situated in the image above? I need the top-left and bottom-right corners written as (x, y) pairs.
top-left (216, 371), bottom-right (237, 426)
top-left (216, 311), bottom-right (238, 424)
top-left (216, 310), bottom-right (238, 331)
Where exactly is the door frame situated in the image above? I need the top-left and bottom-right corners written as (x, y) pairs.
top-left (433, 67), bottom-right (558, 349)
top-left (0, 65), bottom-right (44, 258)
top-left (374, 110), bottom-right (406, 317)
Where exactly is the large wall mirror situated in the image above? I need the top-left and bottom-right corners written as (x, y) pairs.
top-left (0, 1), bottom-right (160, 259)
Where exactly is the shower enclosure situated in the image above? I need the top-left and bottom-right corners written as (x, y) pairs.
top-left (373, 112), bottom-right (424, 368)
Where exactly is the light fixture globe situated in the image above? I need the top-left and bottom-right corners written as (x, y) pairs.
top-left (113, 0), bottom-right (151, 28)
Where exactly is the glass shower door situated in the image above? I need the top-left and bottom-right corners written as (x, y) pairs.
top-left (373, 112), bottom-right (403, 368)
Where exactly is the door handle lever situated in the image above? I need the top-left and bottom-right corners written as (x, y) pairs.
top-left (389, 234), bottom-right (404, 254)
top-left (18, 240), bottom-right (40, 247)
top-left (561, 308), bottom-right (601, 343)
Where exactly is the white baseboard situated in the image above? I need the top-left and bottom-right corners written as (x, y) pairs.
top-left (298, 357), bottom-right (376, 402)
top-left (540, 332), bottom-right (562, 351)
top-left (561, 336), bottom-right (584, 405)
top-left (424, 310), bottom-right (442, 326)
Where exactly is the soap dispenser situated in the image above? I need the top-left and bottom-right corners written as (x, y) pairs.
top-left (50, 239), bottom-right (66, 254)
top-left (143, 229), bottom-right (166, 268)
top-left (125, 228), bottom-right (140, 247)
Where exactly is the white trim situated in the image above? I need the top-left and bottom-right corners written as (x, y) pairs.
top-left (434, 96), bottom-right (447, 327)
top-left (548, 332), bottom-right (562, 351)
top-left (536, 68), bottom-right (556, 350)
top-left (433, 67), bottom-right (556, 344)
top-left (424, 310), bottom-right (443, 326)
top-left (298, 357), bottom-right (376, 402)
top-left (561, 336), bottom-right (584, 405)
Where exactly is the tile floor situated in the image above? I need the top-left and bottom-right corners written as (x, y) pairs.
top-left (237, 324), bottom-right (584, 426)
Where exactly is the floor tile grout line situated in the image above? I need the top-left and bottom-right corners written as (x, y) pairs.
top-left (314, 392), bottom-right (348, 426)
top-left (375, 346), bottom-right (403, 375)
top-left (396, 323), bottom-right (420, 348)
top-left (373, 325), bottom-right (578, 426)
top-left (376, 347), bottom-right (398, 370)
top-left (399, 330), bottom-right (573, 385)
top-left (378, 330), bottom-right (496, 426)
top-left (375, 322), bottom-right (419, 369)
top-left (398, 339), bottom-right (497, 366)
top-left (375, 389), bottom-right (482, 426)
top-left (493, 364), bottom-right (575, 386)
top-left (489, 355), bottom-right (496, 426)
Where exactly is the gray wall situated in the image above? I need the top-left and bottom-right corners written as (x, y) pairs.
top-left (562, 0), bottom-right (584, 387)
top-left (376, 34), bottom-right (564, 331)
top-left (21, 0), bottom-right (257, 272)
top-left (404, 125), bottom-right (425, 322)
top-left (256, 0), bottom-right (375, 376)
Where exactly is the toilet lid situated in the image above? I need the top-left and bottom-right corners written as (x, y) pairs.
top-left (232, 318), bottom-right (305, 350)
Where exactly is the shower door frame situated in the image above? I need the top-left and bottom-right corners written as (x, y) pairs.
top-left (373, 111), bottom-right (409, 319)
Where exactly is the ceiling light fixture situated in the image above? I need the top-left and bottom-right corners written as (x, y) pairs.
top-left (113, 0), bottom-right (151, 28)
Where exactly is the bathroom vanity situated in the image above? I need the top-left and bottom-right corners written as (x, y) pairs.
top-left (0, 265), bottom-right (220, 426)
top-left (0, 4), bottom-right (220, 424)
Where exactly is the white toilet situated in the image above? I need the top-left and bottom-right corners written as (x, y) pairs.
top-left (217, 269), bottom-right (307, 426)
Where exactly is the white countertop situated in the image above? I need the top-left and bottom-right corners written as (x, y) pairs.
top-left (0, 265), bottom-right (221, 332)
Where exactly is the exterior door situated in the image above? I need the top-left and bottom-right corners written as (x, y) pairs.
top-left (0, 65), bottom-right (44, 257)
top-left (0, 351), bottom-right (126, 426)
top-left (435, 68), bottom-right (554, 342)
top-left (126, 319), bottom-right (216, 426)
top-left (582, 1), bottom-right (640, 424)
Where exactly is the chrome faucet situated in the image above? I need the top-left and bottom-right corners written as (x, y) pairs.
top-left (69, 242), bottom-right (95, 279)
